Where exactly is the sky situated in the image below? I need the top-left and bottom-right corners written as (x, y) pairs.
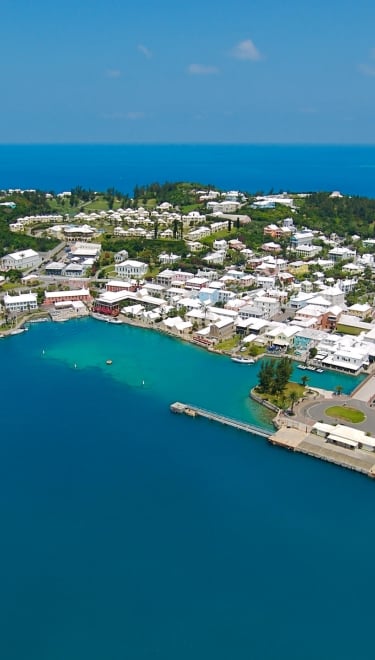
top-left (2, 0), bottom-right (375, 143)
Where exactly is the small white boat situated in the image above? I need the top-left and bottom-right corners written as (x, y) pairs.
top-left (10, 328), bottom-right (25, 335)
top-left (297, 365), bottom-right (307, 370)
top-left (231, 356), bottom-right (255, 364)
top-left (316, 368), bottom-right (324, 373)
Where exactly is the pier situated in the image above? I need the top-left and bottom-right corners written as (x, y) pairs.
top-left (170, 402), bottom-right (375, 479)
top-left (170, 402), bottom-right (270, 439)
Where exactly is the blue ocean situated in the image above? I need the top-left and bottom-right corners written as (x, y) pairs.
top-left (1, 318), bottom-right (374, 660)
top-left (1, 143), bottom-right (375, 197)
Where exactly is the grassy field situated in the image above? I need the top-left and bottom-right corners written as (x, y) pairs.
top-left (216, 336), bottom-right (240, 351)
top-left (256, 381), bottom-right (305, 409)
top-left (325, 405), bottom-right (365, 423)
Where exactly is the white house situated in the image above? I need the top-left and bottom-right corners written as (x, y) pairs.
top-left (115, 259), bottom-right (148, 279)
top-left (1, 249), bottom-right (42, 271)
top-left (3, 292), bottom-right (38, 313)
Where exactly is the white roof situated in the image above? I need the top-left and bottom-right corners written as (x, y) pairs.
top-left (45, 288), bottom-right (89, 299)
top-left (6, 248), bottom-right (39, 260)
top-left (4, 292), bottom-right (37, 303)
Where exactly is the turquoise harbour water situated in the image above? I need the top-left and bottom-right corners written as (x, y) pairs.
top-left (1, 319), bottom-right (375, 660)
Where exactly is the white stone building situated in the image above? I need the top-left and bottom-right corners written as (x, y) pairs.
top-left (1, 249), bottom-right (42, 271)
top-left (3, 292), bottom-right (38, 313)
top-left (115, 259), bottom-right (148, 279)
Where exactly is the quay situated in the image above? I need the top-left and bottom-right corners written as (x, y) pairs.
top-left (170, 402), bottom-right (375, 479)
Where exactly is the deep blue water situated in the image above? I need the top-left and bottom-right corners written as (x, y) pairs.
top-left (1, 320), bottom-right (374, 660)
top-left (2, 143), bottom-right (375, 197)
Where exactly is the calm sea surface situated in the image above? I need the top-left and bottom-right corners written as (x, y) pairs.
top-left (2, 143), bottom-right (375, 197)
top-left (1, 319), bottom-right (374, 660)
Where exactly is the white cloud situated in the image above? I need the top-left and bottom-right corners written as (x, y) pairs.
top-left (138, 44), bottom-right (153, 59)
top-left (187, 63), bottom-right (219, 75)
top-left (231, 39), bottom-right (262, 61)
top-left (106, 68), bottom-right (122, 78)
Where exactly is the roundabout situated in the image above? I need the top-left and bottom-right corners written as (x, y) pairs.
top-left (295, 394), bottom-right (375, 433)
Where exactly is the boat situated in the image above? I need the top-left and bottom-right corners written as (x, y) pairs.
top-left (297, 365), bottom-right (307, 370)
top-left (231, 356), bottom-right (255, 364)
top-left (316, 368), bottom-right (324, 373)
top-left (106, 359), bottom-right (113, 365)
top-left (10, 328), bottom-right (26, 335)
top-left (306, 366), bottom-right (316, 372)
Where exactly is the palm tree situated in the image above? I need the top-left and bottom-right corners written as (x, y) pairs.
top-left (289, 391), bottom-right (299, 414)
top-left (335, 384), bottom-right (343, 396)
top-left (300, 374), bottom-right (309, 388)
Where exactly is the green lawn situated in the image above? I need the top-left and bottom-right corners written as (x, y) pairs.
top-left (216, 336), bottom-right (240, 351)
top-left (325, 406), bottom-right (365, 423)
top-left (256, 381), bottom-right (305, 409)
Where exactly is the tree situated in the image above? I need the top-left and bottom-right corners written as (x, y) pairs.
top-left (309, 346), bottom-right (318, 360)
top-left (335, 385), bottom-right (343, 396)
top-left (289, 391), bottom-right (299, 414)
top-left (257, 360), bottom-right (275, 393)
top-left (272, 357), bottom-right (293, 394)
top-left (300, 374), bottom-right (309, 388)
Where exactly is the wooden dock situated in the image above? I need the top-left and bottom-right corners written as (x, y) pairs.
top-left (170, 402), bottom-right (375, 479)
top-left (170, 402), bottom-right (270, 439)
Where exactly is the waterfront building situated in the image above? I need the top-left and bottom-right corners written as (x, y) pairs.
top-left (209, 318), bottom-right (235, 341)
top-left (44, 288), bottom-right (91, 305)
top-left (3, 292), bottom-right (38, 313)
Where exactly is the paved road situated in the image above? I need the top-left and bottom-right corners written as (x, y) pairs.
top-left (296, 395), bottom-right (375, 433)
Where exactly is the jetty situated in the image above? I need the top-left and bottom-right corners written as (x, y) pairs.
top-left (170, 401), bottom-right (375, 479)
top-left (170, 402), bottom-right (270, 439)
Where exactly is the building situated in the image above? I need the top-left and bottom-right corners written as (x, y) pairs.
top-left (114, 249), bottom-right (129, 263)
top-left (209, 318), bottom-right (234, 341)
top-left (115, 259), bottom-right (148, 279)
top-left (45, 262), bottom-right (66, 276)
top-left (3, 292), bottom-right (38, 313)
top-left (294, 244), bottom-right (322, 258)
top-left (328, 246), bottom-right (356, 262)
top-left (290, 231), bottom-right (314, 249)
top-left (1, 249), bottom-right (41, 271)
top-left (44, 288), bottom-right (91, 305)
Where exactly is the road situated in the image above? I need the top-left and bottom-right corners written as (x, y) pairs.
top-left (296, 395), bottom-right (375, 434)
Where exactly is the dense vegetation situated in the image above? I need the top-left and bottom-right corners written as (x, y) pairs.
top-left (133, 182), bottom-right (213, 208)
top-left (257, 357), bottom-right (293, 396)
top-left (300, 193), bottom-right (375, 237)
top-left (0, 191), bottom-right (59, 257)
